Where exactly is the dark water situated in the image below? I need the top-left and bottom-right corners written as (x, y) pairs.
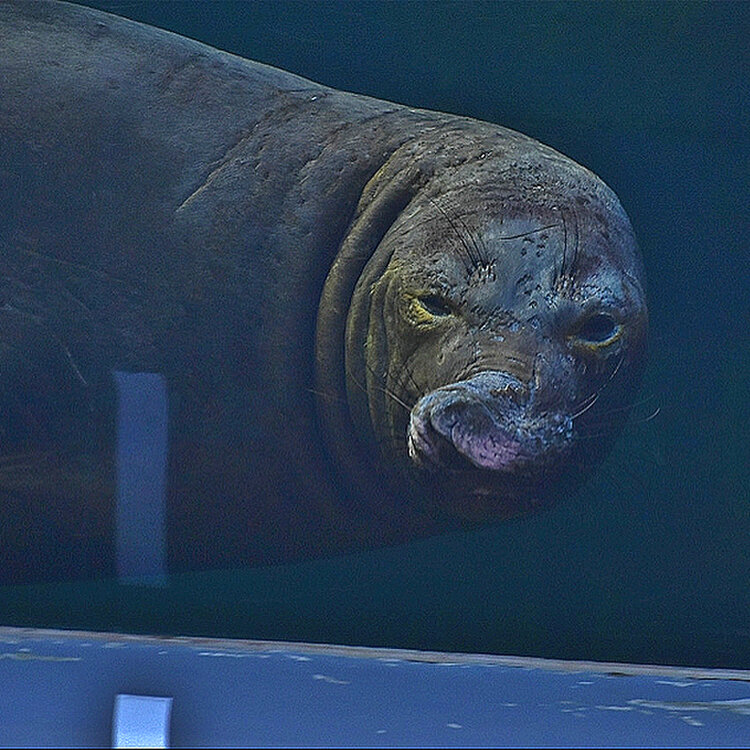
top-left (2, 0), bottom-right (748, 669)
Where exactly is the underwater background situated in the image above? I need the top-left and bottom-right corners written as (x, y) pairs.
top-left (2, 0), bottom-right (748, 669)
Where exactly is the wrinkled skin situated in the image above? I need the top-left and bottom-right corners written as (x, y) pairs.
top-left (320, 131), bottom-right (648, 522)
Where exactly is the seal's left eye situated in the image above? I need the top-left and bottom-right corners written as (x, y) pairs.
top-left (418, 295), bottom-right (453, 317)
top-left (576, 313), bottom-right (620, 344)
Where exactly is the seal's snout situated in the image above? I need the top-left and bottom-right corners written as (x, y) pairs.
top-left (408, 399), bottom-right (524, 471)
top-left (407, 370), bottom-right (572, 474)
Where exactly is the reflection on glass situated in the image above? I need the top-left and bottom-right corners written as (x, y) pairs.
top-left (115, 372), bottom-right (168, 587)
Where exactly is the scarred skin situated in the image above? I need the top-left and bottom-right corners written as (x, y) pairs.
top-left (0, 1), bottom-right (646, 582)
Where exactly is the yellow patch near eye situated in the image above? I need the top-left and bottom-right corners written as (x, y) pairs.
top-left (571, 325), bottom-right (623, 352)
top-left (408, 295), bottom-right (438, 325)
top-left (568, 312), bottom-right (623, 352)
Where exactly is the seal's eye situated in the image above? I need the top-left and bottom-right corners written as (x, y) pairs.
top-left (417, 294), bottom-right (453, 317)
top-left (575, 313), bottom-right (620, 346)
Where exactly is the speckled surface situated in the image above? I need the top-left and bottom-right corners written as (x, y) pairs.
top-left (1, 627), bottom-right (748, 748)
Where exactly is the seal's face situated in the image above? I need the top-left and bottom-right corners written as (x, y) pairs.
top-left (347, 168), bottom-right (648, 521)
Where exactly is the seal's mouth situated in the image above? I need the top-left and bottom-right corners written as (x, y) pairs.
top-left (407, 370), bottom-right (573, 479)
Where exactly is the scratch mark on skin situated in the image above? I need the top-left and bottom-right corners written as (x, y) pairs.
top-left (495, 223), bottom-right (561, 241)
top-left (176, 149), bottom-right (245, 212)
top-left (177, 92), bottom-right (349, 214)
top-left (54, 333), bottom-right (89, 387)
top-left (175, 112), bottom-right (274, 213)
top-left (155, 54), bottom-right (204, 93)
top-left (60, 287), bottom-right (93, 317)
top-left (0, 309), bottom-right (88, 385)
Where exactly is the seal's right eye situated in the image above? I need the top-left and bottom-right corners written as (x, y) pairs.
top-left (417, 294), bottom-right (453, 317)
top-left (574, 312), bottom-right (621, 347)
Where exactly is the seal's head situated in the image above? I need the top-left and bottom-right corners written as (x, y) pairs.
top-left (318, 125), bottom-right (647, 523)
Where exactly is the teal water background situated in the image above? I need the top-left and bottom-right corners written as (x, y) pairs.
top-left (3, 0), bottom-right (748, 669)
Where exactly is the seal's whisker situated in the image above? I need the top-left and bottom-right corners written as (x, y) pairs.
top-left (362, 361), bottom-right (411, 412)
top-left (592, 392), bottom-right (660, 418)
top-left (344, 364), bottom-right (369, 398)
top-left (428, 196), bottom-right (481, 274)
top-left (608, 406), bottom-right (661, 427)
top-left (643, 407), bottom-right (661, 422)
top-left (391, 368), bottom-right (415, 409)
top-left (402, 366), bottom-right (419, 394)
top-left (397, 360), bottom-right (425, 403)
top-left (607, 355), bottom-right (625, 383)
top-left (575, 401), bottom-right (662, 435)
top-left (347, 362), bottom-right (410, 413)
top-left (562, 211), bottom-right (568, 281)
top-left (573, 355), bottom-right (625, 416)
top-left (450, 204), bottom-right (490, 269)
top-left (572, 387), bottom-right (599, 413)
top-left (570, 430), bottom-right (619, 442)
top-left (570, 207), bottom-right (580, 277)
top-left (572, 392), bottom-right (599, 419)
top-left (622, 392), bottom-right (660, 410)
top-left (380, 386), bottom-right (411, 412)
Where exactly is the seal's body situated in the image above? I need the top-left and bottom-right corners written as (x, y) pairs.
top-left (0, 1), bottom-right (647, 581)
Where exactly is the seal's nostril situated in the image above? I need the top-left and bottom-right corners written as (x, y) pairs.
top-left (408, 367), bottom-right (576, 476)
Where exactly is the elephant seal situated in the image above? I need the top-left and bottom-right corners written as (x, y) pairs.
top-left (0, 1), bottom-right (647, 582)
